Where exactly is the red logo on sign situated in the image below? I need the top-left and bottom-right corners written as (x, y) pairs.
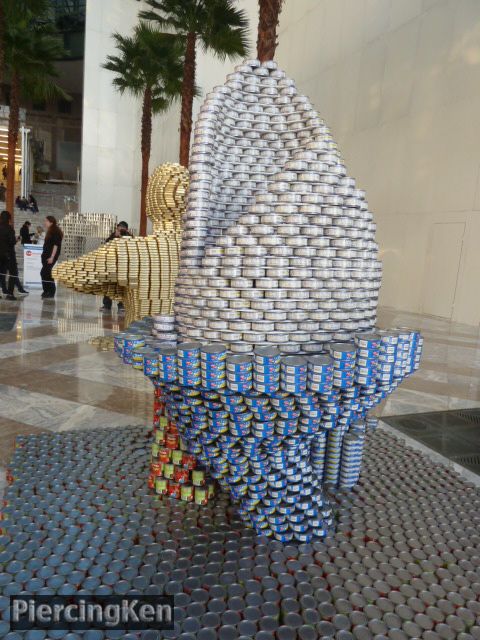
top-left (26, 251), bottom-right (32, 256)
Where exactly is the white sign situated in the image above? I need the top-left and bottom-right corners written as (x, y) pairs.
top-left (23, 244), bottom-right (43, 288)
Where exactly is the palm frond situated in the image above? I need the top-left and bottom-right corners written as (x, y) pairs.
top-left (3, 13), bottom-right (69, 103)
top-left (140, 0), bottom-right (249, 60)
top-left (201, 0), bottom-right (249, 59)
top-left (102, 21), bottom-right (184, 106)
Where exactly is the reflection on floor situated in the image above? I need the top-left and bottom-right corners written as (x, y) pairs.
top-left (376, 307), bottom-right (480, 417)
top-left (0, 292), bottom-right (478, 492)
top-left (0, 289), bottom-right (151, 494)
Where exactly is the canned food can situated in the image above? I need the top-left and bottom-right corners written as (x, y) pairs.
top-left (158, 448), bottom-right (171, 463)
top-left (192, 470), bottom-right (205, 486)
top-left (194, 487), bottom-right (208, 505)
top-left (171, 450), bottom-right (183, 465)
top-left (163, 462), bottom-right (174, 479)
top-left (177, 342), bottom-right (202, 358)
top-left (155, 478), bottom-right (167, 495)
top-left (167, 482), bottom-right (181, 499)
top-left (180, 485), bottom-right (194, 502)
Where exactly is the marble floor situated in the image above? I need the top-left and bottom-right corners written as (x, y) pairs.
top-left (376, 307), bottom-right (480, 417)
top-left (0, 289), bottom-right (479, 493)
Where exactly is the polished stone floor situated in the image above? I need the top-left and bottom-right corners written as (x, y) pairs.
top-left (0, 288), bottom-right (151, 494)
top-left (376, 307), bottom-right (480, 417)
top-left (0, 289), bottom-right (479, 494)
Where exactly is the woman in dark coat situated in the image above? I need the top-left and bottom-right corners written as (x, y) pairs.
top-left (0, 210), bottom-right (28, 299)
top-left (40, 215), bottom-right (63, 299)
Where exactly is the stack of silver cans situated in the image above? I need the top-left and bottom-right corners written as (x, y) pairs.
top-left (175, 59), bottom-right (382, 354)
top-left (60, 212), bottom-right (119, 261)
top-left (151, 314), bottom-right (177, 344)
top-left (113, 59), bottom-right (423, 544)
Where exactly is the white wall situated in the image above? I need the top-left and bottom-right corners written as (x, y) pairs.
top-left (81, 0), bottom-right (141, 228)
top-left (273, 0), bottom-right (480, 326)
top-left (82, 0), bottom-right (480, 326)
top-left (81, 0), bottom-right (259, 231)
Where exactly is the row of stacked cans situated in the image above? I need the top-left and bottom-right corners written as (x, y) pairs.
top-left (114, 325), bottom-right (422, 404)
top-left (145, 328), bottom-right (422, 404)
top-left (148, 389), bottom-right (214, 505)
top-left (112, 316), bottom-right (176, 376)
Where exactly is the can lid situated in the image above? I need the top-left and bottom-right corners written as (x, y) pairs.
top-left (297, 625), bottom-right (317, 640)
top-left (307, 354), bottom-right (333, 367)
top-left (201, 343), bottom-right (227, 355)
top-left (254, 346), bottom-right (280, 358)
top-left (281, 356), bottom-right (307, 366)
top-left (276, 627), bottom-right (296, 640)
top-left (196, 629), bottom-right (217, 640)
top-left (178, 342), bottom-right (202, 351)
top-left (329, 342), bottom-right (356, 353)
top-left (226, 355), bottom-right (253, 365)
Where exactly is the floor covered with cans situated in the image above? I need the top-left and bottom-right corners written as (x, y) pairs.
top-left (1, 291), bottom-right (480, 637)
top-left (1, 424), bottom-right (479, 639)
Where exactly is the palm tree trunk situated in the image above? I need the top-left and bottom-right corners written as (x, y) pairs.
top-left (179, 31), bottom-right (196, 168)
top-left (0, 0), bottom-right (5, 101)
top-left (257, 0), bottom-right (284, 62)
top-left (140, 85), bottom-right (152, 236)
top-left (6, 71), bottom-right (19, 221)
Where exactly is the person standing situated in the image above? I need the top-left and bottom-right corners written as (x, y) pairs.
top-left (0, 210), bottom-right (28, 300)
top-left (0, 210), bottom-right (14, 298)
top-left (40, 215), bottom-right (63, 299)
top-left (20, 221), bottom-right (34, 245)
top-left (100, 221), bottom-right (132, 313)
top-left (28, 195), bottom-right (39, 214)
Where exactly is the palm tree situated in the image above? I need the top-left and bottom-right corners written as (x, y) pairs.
top-left (0, 2), bottom-right (5, 97)
top-left (0, 0), bottom-right (49, 100)
top-left (3, 3), bottom-right (67, 218)
top-left (140, 0), bottom-right (249, 167)
top-left (257, 0), bottom-right (284, 62)
top-left (103, 23), bottom-right (183, 235)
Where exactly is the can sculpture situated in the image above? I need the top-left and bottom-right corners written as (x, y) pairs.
top-left (115, 60), bottom-right (423, 542)
top-left (53, 163), bottom-right (188, 326)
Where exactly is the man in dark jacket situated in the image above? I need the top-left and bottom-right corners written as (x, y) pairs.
top-left (100, 221), bottom-right (132, 313)
top-left (0, 210), bottom-right (28, 300)
top-left (20, 221), bottom-right (34, 245)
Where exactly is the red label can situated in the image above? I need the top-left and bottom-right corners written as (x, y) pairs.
top-left (174, 467), bottom-right (189, 485)
top-left (151, 461), bottom-right (162, 476)
top-left (182, 454), bottom-right (196, 470)
top-left (168, 482), bottom-right (181, 499)
top-left (158, 448), bottom-right (171, 463)
top-left (166, 433), bottom-right (179, 449)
